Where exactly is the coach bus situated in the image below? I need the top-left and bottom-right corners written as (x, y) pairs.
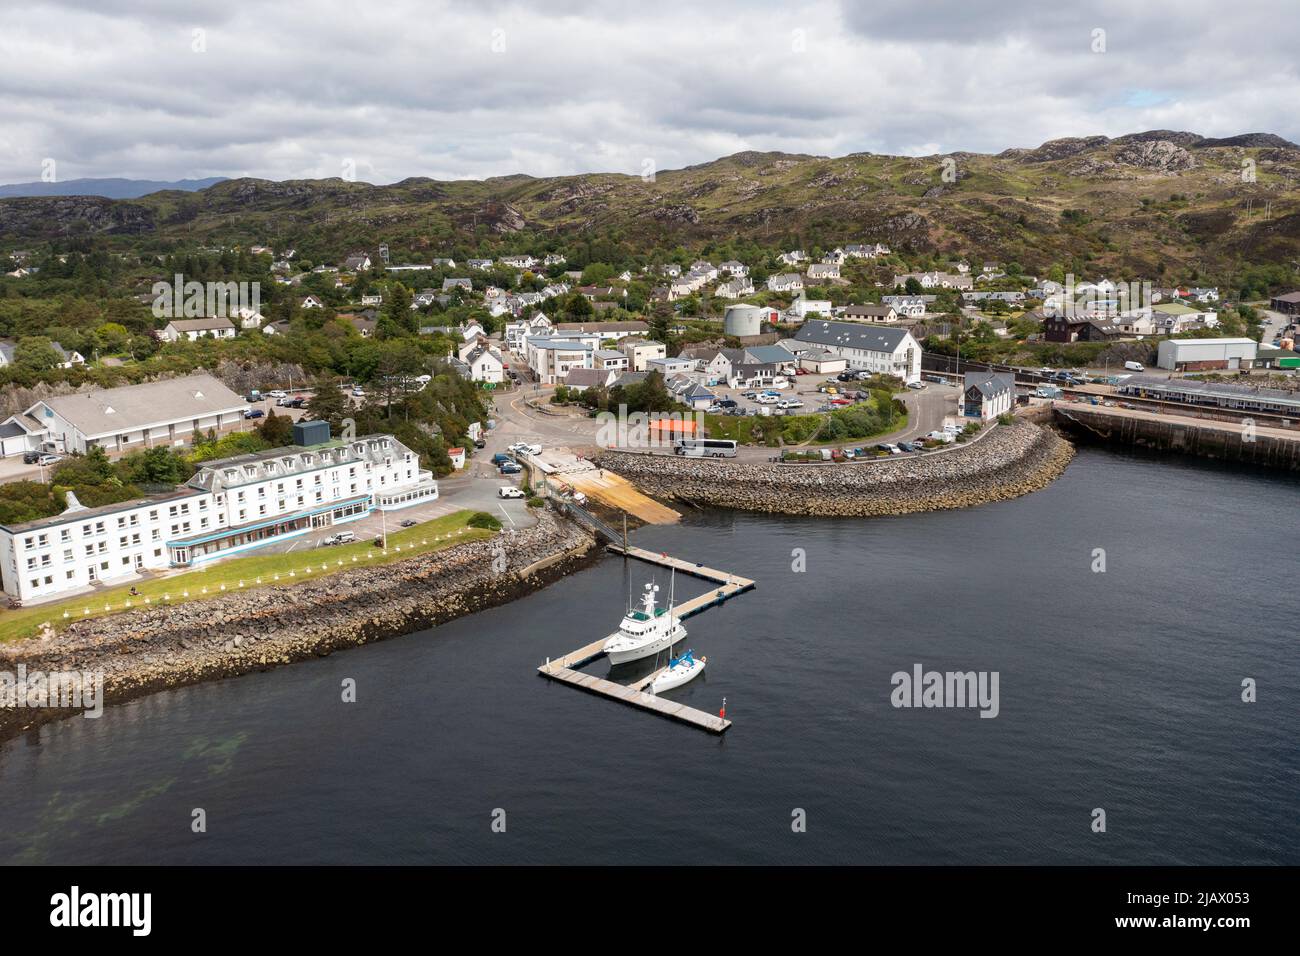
top-left (673, 438), bottom-right (738, 458)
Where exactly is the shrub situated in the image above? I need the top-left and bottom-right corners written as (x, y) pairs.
top-left (467, 511), bottom-right (502, 531)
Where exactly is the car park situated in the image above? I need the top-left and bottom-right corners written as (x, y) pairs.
top-left (498, 486), bottom-right (526, 499)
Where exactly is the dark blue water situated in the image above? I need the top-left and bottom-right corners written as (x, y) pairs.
top-left (2, 446), bottom-right (1296, 865)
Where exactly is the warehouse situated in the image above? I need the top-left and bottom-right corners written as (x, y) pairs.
top-left (1116, 375), bottom-right (1300, 415)
top-left (0, 373), bottom-right (249, 457)
top-left (1155, 338), bottom-right (1257, 371)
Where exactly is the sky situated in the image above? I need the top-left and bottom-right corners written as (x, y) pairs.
top-left (1, 0), bottom-right (1297, 185)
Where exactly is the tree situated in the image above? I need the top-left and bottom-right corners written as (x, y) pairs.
top-left (257, 408), bottom-right (296, 446)
top-left (307, 375), bottom-right (350, 430)
top-left (14, 336), bottom-right (64, 371)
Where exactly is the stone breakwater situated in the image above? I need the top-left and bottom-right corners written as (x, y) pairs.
top-left (594, 420), bottom-right (1074, 517)
top-left (0, 512), bottom-right (596, 742)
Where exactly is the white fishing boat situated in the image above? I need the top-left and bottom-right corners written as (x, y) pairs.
top-left (603, 578), bottom-right (686, 666)
top-left (650, 649), bottom-right (706, 694)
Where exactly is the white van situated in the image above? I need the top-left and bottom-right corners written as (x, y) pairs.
top-left (1124, 361), bottom-right (1145, 372)
top-left (325, 530), bottom-right (356, 546)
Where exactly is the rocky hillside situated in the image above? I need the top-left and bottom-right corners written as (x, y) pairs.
top-left (3, 131), bottom-right (1299, 277)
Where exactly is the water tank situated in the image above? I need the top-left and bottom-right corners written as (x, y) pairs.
top-left (292, 420), bottom-right (331, 447)
top-left (724, 304), bottom-right (765, 337)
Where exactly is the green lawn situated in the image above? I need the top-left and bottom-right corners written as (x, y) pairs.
top-left (0, 510), bottom-right (496, 644)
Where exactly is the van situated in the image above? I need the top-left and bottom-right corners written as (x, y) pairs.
top-left (1124, 361), bottom-right (1145, 372)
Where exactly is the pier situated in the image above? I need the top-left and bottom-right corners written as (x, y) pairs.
top-left (538, 546), bottom-right (754, 734)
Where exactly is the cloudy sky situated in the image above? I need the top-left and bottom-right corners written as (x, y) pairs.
top-left (2, 0), bottom-right (1297, 185)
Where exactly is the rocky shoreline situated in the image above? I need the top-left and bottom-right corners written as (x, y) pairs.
top-left (0, 512), bottom-right (597, 744)
top-left (594, 419), bottom-right (1075, 517)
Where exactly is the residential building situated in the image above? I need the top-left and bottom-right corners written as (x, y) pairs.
top-left (621, 338), bottom-right (667, 371)
top-left (793, 321), bottom-right (921, 383)
top-left (563, 368), bottom-right (616, 393)
top-left (767, 273), bottom-right (804, 293)
top-left (842, 304), bottom-right (898, 324)
top-left (160, 317), bottom-right (237, 342)
top-left (525, 335), bottom-right (595, 384)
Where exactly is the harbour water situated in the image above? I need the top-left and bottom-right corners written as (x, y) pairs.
top-left (1, 446), bottom-right (1296, 865)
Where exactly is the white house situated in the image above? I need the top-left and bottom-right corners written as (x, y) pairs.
top-left (462, 344), bottom-right (506, 383)
top-left (301, 295), bottom-right (324, 309)
top-left (793, 321), bottom-right (921, 383)
top-left (767, 273), bottom-right (804, 293)
top-left (806, 263), bottom-right (840, 281)
top-left (160, 317), bottom-right (237, 342)
top-left (505, 313), bottom-right (552, 351)
top-left (621, 339), bottom-right (666, 372)
top-left (790, 297), bottom-right (833, 320)
top-left (525, 334), bottom-right (597, 384)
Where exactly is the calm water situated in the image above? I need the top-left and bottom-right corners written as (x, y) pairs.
top-left (2, 446), bottom-right (1296, 865)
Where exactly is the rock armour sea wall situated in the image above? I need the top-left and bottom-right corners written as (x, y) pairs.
top-left (594, 420), bottom-right (1074, 517)
top-left (0, 513), bottom-right (596, 741)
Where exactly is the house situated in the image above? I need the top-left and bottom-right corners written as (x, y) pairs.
top-left (232, 306), bottom-right (265, 330)
top-left (467, 258), bottom-right (494, 270)
top-left (543, 253), bottom-right (567, 266)
top-left (261, 321), bottom-right (291, 336)
top-left (715, 278), bottom-right (754, 299)
top-left (593, 349), bottom-right (630, 371)
top-left (301, 295), bottom-right (324, 309)
top-left (1151, 301), bottom-right (1217, 333)
top-left (0, 425), bottom-right (437, 603)
top-left (793, 321), bottom-right (921, 383)
top-left (430, 258), bottom-right (456, 268)
top-left (553, 320), bottom-right (649, 342)
top-left (343, 254), bottom-right (372, 272)
top-left (881, 295), bottom-right (930, 317)
top-left (962, 372), bottom-right (1015, 421)
top-left (621, 338), bottom-right (667, 371)
top-left (442, 277), bottom-right (473, 293)
top-left (505, 314), bottom-right (552, 352)
top-left (728, 362), bottom-right (780, 388)
top-left (767, 273), bottom-right (804, 293)
top-left (339, 313), bottom-right (377, 338)
top-left (842, 304), bottom-right (898, 324)
top-left (413, 288), bottom-right (439, 308)
top-left (360, 294), bottom-right (383, 307)
top-left (500, 255), bottom-right (536, 269)
top-left (893, 271), bottom-right (973, 291)
top-left (719, 260), bottom-right (748, 277)
top-left (462, 344), bottom-right (506, 383)
top-left (524, 335), bottom-right (595, 385)
top-left (562, 368), bottom-right (616, 393)
top-left (669, 378), bottom-right (716, 410)
top-left (778, 251), bottom-right (807, 266)
top-left (806, 263), bottom-right (840, 281)
top-left (160, 317), bottom-right (237, 342)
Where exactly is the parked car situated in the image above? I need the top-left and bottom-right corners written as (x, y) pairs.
top-left (1124, 361), bottom-right (1145, 372)
top-left (276, 396), bottom-right (295, 406)
top-left (351, 387), bottom-right (365, 397)
top-left (267, 389), bottom-right (287, 399)
top-left (244, 409), bottom-right (265, 419)
top-left (876, 443), bottom-right (902, 455)
top-left (498, 486), bottom-right (526, 499)
top-left (491, 453), bottom-right (514, 465)
top-left (22, 450), bottom-right (41, 464)
top-left (289, 397), bottom-right (307, 408)
top-left (717, 398), bottom-right (738, 409)
top-left (906, 381), bottom-right (926, 390)
top-left (36, 453), bottom-right (63, 466)
top-left (323, 530), bottom-right (356, 546)
top-left (778, 399), bottom-right (804, 410)
top-left (924, 374), bottom-right (945, 384)
top-left (898, 441), bottom-right (918, 452)
top-left (499, 462), bottom-right (522, 474)
top-left (473, 438), bottom-right (486, 449)
top-left (399, 519), bottom-right (418, 528)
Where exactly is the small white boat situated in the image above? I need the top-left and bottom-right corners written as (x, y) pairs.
top-left (650, 649), bottom-right (706, 694)
top-left (603, 579), bottom-right (686, 666)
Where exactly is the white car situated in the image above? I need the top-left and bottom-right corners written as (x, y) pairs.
top-left (778, 399), bottom-right (804, 410)
top-left (267, 389), bottom-right (287, 399)
top-left (351, 387), bottom-right (365, 397)
top-left (36, 454), bottom-right (63, 466)
top-left (906, 381), bottom-right (926, 390)
top-left (498, 486), bottom-right (526, 499)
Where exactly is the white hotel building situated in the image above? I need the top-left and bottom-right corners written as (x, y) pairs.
top-left (0, 421), bottom-right (439, 604)
top-left (792, 321), bottom-right (921, 383)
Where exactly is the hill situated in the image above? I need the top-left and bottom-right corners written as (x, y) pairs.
top-left (2, 133), bottom-right (1299, 279)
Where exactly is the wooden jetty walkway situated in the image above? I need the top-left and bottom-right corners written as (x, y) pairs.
top-left (537, 546), bottom-right (753, 734)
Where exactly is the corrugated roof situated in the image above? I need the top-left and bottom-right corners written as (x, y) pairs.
top-left (795, 320), bottom-right (911, 352)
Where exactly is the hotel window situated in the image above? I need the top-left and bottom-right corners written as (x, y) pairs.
top-left (238, 510), bottom-right (246, 522)
top-left (258, 505), bottom-right (266, 516)
top-left (61, 529), bottom-right (71, 543)
top-left (26, 557), bottom-right (36, 570)
top-left (119, 536), bottom-right (128, 548)
top-left (149, 510), bottom-right (158, 521)
top-left (132, 533), bottom-right (141, 545)
top-left (84, 545), bottom-right (95, 558)
top-left (62, 549), bottom-right (73, 562)
top-left (169, 506), bottom-right (178, 517)
top-left (66, 570), bottom-right (75, 580)
top-left (152, 530), bottom-right (161, 541)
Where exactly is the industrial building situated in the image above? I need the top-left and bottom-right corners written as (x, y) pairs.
top-left (1116, 375), bottom-right (1300, 416)
top-left (962, 372), bottom-right (1015, 420)
top-left (1156, 338), bottom-right (1257, 371)
top-left (0, 373), bottom-right (249, 457)
top-left (0, 421), bottom-right (439, 604)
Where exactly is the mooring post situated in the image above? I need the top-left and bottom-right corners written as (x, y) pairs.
top-left (622, 513), bottom-right (628, 553)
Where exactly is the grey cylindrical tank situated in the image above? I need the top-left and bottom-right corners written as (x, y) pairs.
top-left (724, 304), bottom-right (764, 336)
